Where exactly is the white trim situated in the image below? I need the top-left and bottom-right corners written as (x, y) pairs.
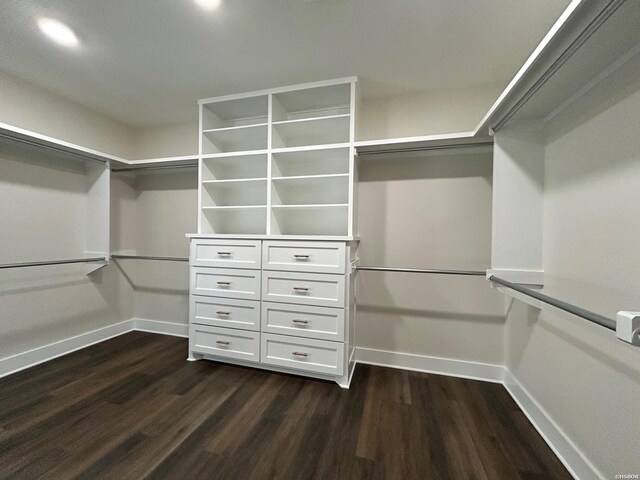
top-left (355, 347), bottom-right (504, 383)
top-left (0, 318), bottom-right (188, 379)
top-left (503, 369), bottom-right (604, 480)
top-left (133, 318), bottom-right (189, 338)
top-left (0, 319), bottom-right (134, 378)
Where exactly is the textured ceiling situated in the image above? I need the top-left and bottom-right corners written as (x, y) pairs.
top-left (0, 0), bottom-right (571, 127)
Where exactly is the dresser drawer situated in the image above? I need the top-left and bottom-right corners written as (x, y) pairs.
top-left (261, 302), bottom-right (344, 342)
top-left (191, 296), bottom-right (259, 331)
top-left (261, 333), bottom-right (344, 376)
top-left (191, 267), bottom-right (260, 301)
top-left (191, 239), bottom-right (261, 269)
top-left (262, 271), bottom-right (345, 308)
top-left (262, 241), bottom-right (346, 274)
top-left (191, 324), bottom-right (259, 363)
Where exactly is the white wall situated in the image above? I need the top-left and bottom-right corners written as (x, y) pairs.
top-left (357, 149), bottom-right (505, 364)
top-left (0, 139), bottom-right (134, 359)
top-left (0, 71), bottom-right (135, 158)
top-left (357, 85), bottom-right (502, 140)
top-left (111, 170), bottom-right (198, 326)
top-left (504, 82), bottom-right (640, 477)
top-left (132, 122), bottom-right (198, 159)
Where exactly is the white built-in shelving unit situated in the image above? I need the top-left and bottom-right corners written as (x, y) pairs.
top-left (198, 78), bottom-right (357, 237)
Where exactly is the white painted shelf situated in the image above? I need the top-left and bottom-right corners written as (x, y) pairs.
top-left (271, 173), bottom-right (349, 182)
top-left (202, 205), bottom-right (267, 210)
top-left (271, 204), bottom-right (348, 209)
top-left (202, 178), bottom-right (268, 185)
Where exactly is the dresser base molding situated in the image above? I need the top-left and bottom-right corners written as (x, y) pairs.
top-left (187, 352), bottom-right (353, 388)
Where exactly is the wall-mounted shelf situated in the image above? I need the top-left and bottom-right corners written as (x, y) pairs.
top-left (355, 132), bottom-right (493, 158)
top-left (475, 0), bottom-right (640, 134)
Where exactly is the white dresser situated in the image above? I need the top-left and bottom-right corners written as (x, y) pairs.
top-left (188, 237), bottom-right (358, 387)
top-left (188, 78), bottom-right (359, 387)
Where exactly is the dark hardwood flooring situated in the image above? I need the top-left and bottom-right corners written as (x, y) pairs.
top-left (0, 332), bottom-right (572, 479)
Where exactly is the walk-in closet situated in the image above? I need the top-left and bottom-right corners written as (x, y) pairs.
top-left (1, 1), bottom-right (639, 478)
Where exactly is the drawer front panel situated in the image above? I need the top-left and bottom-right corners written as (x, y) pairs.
top-left (191, 267), bottom-right (260, 301)
top-left (191, 324), bottom-right (259, 363)
top-left (262, 271), bottom-right (345, 308)
top-left (261, 333), bottom-right (344, 376)
top-left (261, 302), bottom-right (344, 341)
top-left (191, 296), bottom-right (260, 331)
top-left (191, 240), bottom-right (261, 269)
top-left (262, 241), bottom-right (346, 274)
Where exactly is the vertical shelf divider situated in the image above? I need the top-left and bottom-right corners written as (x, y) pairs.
top-left (267, 93), bottom-right (273, 236)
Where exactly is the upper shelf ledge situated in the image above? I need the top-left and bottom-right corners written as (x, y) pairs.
top-left (0, 121), bottom-right (197, 169)
top-left (355, 131), bottom-right (493, 157)
top-left (475, 0), bottom-right (639, 134)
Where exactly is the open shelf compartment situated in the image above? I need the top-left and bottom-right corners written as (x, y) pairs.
top-left (271, 174), bottom-right (349, 206)
top-left (201, 207), bottom-right (267, 235)
top-left (202, 153), bottom-right (268, 181)
top-left (271, 147), bottom-right (350, 177)
top-left (270, 205), bottom-right (349, 236)
top-left (202, 95), bottom-right (269, 129)
top-left (202, 179), bottom-right (267, 207)
top-left (272, 115), bottom-right (350, 149)
top-left (202, 124), bottom-right (268, 154)
top-left (272, 83), bottom-right (351, 122)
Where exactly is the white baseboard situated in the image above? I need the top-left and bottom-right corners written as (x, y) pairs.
top-left (0, 319), bottom-right (134, 379)
top-left (133, 318), bottom-right (188, 338)
top-left (0, 318), bottom-right (187, 379)
top-left (502, 370), bottom-right (603, 480)
top-left (355, 347), bottom-right (504, 383)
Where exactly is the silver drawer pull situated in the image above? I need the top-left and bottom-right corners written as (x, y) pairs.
top-left (216, 311), bottom-right (231, 316)
top-left (294, 254), bottom-right (310, 260)
top-left (293, 286), bottom-right (309, 292)
top-left (217, 251), bottom-right (232, 256)
top-left (217, 281), bottom-right (231, 286)
top-left (292, 319), bottom-right (309, 325)
top-left (216, 340), bottom-right (230, 346)
top-left (292, 351), bottom-right (308, 358)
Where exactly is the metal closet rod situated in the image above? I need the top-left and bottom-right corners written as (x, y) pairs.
top-left (112, 163), bottom-right (198, 173)
top-left (0, 257), bottom-right (107, 270)
top-left (111, 254), bottom-right (189, 262)
top-left (356, 266), bottom-right (486, 276)
top-left (488, 275), bottom-right (617, 331)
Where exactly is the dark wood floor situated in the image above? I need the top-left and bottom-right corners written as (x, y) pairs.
top-left (0, 332), bottom-right (571, 480)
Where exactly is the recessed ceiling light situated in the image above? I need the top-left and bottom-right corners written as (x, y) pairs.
top-left (37, 18), bottom-right (79, 48)
top-left (194, 0), bottom-right (222, 11)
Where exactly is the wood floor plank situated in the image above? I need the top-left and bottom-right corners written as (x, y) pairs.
top-left (0, 333), bottom-right (573, 480)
